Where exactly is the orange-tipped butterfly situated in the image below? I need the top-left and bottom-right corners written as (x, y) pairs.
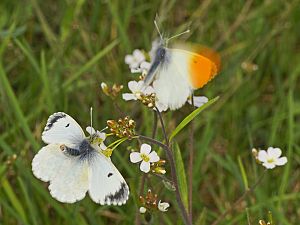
top-left (144, 21), bottom-right (220, 110)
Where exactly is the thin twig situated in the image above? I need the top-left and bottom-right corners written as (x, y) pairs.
top-left (138, 134), bottom-right (192, 225)
top-left (135, 112), bottom-right (157, 225)
top-left (188, 95), bottom-right (195, 222)
top-left (144, 108), bottom-right (192, 225)
top-left (211, 169), bottom-right (267, 225)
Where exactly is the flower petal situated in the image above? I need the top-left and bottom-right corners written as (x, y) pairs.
top-left (128, 81), bottom-right (139, 92)
top-left (140, 161), bottom-right (150, 173)
top-left (131, 68), bottom-right (142, 73)
top-left (130, 152), bottom-right (142, 163)
top-left (155, 101), bottom-right (168, 112)
top-left (143, 86), bottom-right (155, 95)
top-left (262, 162), bottom-right (276, 169)
top-left (257, 150), bottom-right (268, 163)
top-left (100, 142), bottom-right (107, 150)
top-left (133, 49), bottom-right (145, 63)
top-left (275, 157), bottom-right (288, 166)
top-left (149, 151), bottom-right (160, 163)
top-left (140, 143), bottom-right (151, 155)
top-left (129, 62), bottom-right (139, 69)
top-left (140, 61), bottom-right (151, 70)
top-left (125, 55), bottom-right (134, 64)
top-left (158, 200), bottom-right (170, 212)
top-left (86, 126), bottom-right (96, 135)
top-left (188, 96), bottom-right (208, 107)
top-left (267, 147), bottom-right (282, 158)
top-left (122, 93), bottom-right (137, 101)
top-left (96, 132), bottom-right (106, 141)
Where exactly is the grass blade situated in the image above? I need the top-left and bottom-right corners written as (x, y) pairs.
top-left (0, 64), bottom-right (39, 150)
top-left (63, 39), bottom-right (119, 88)
top-left (2, 178), bottom-right (29, 224)
top-left (174, 143), bottom-right (188, 210)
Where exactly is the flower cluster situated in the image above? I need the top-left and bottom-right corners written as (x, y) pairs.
top-left (252, 147), bottom-right (287, 169)
top-left (125, 49), bottom-right (151, 74)
top-left (139, 189), bottom-right (170, 214)
top-left (107, 116), bottom-right (136, 139)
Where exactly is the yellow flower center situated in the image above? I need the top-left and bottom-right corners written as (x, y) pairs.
top-left (267, 158), bottom-right (275, 163)
top-left (140, 153), bottom-right (150, 162)
top-left (134, 91), bottom-right (142, 100)
top-left (91, 137), bottom-right (103, 145)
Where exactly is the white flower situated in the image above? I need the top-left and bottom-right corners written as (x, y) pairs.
top-left (257, 147), bottom-right (287, 169)
top-left (187, 96), bottom-right (208, 107)
top-left (131, 61), bottom-right (151, 74)
top-left (139, 207), bottom-right (147, 214)
top-left (86, 126), bottom-right (107, 150)
top-left (122, 80), bottom-right (154, 101)
top-left (158, 200), bottom-right (170, 212)
top-left (130, 143), bottom-right (160, 173)
top-left (125, 49), bottom-right (146, 69)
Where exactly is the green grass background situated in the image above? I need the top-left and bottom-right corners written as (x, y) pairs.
top-left (0, 0), bottom-right (300, 224)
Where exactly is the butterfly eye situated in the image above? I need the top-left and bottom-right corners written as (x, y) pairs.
top-left (65, 123), bottom-right (70, 127)
top-left (156, 47), bottom-right (166, 60)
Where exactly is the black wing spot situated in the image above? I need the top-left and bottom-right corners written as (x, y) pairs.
top-left (108, 173), bottom-right (113, 177)
top-left (104, 182), bottom-right (129, 204)
top-left (65, 123), bottom-right (70, 127)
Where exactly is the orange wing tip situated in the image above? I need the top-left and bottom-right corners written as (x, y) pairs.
top-left (188, 54), bottom-right (219, 89)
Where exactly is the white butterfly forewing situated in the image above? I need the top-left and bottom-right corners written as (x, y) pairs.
top-left (32, 144), bottom-right (89, 203)
top-left (153, 48), bottom-right (192, 110)
top-left (88, 152), bottom-right (129, 205)
top-left (42, 112), bottom-right (85, 147)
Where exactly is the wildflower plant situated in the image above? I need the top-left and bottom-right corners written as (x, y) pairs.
top-left (96, 41), bottom-right (290, 225)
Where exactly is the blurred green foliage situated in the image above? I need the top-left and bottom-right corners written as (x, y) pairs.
top-left (0, 0), bottom-right (300, 224)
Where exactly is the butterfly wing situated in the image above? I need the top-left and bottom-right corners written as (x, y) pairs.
top-left (88, 152), bottom-right (129, 205)
top-left (42, 112), bottom-right (85, 147)
top-left (32, 144), bottom-right (89, 203)
top-left (152, 47), bottom-right (219, 110)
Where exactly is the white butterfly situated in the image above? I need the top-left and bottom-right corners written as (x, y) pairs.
top-left (32, 112), bottom-right (129, 205)
top-left (143, 22), bottom-right (220, 110)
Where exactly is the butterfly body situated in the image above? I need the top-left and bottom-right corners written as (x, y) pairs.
top-left (32, 112), bottom-right (129, 205)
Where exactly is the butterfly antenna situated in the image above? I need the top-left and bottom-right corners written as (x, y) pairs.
top-left (167, 29), bottom-right (190, 42)
top-left (154, 19), bottom-right (163, 40)
top-left (90, 107), bottom-right (93, 135)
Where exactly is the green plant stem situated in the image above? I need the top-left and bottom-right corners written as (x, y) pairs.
top-left (135, 111), bottom-right (157, 225)
top-left (188, 95), bottom-right (195, 222)
top-left (211, 169), bottom-right (267, 225)
top-left (143, 108), bottom-right (192, 225)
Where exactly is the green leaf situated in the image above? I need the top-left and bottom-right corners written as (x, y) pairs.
top-left (169, 96), bottom-right (219, 141)
top-left (174, 143), bottom-right (188, 209)
top-left (195, 208), bottom-right (207, 225)
top-left (238, 156), bottom-right (249, 189)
